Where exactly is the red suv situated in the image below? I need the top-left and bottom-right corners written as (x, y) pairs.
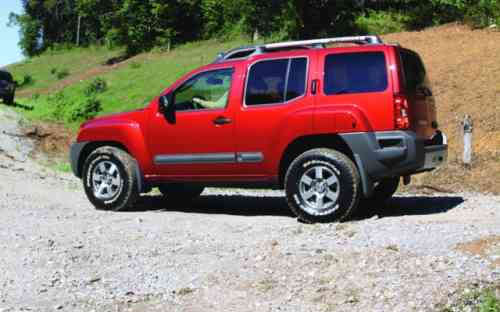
top-left (70, 36), bottom-right (447, 223)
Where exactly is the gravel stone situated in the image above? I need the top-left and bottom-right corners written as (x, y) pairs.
top-left (0, 107), bottom-right (499, 311)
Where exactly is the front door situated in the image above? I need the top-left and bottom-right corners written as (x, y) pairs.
top-left (147, 67), bottom-right (237, 178)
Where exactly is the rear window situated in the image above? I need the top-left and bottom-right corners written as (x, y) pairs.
top-left (400, 49), bottom-right (427, 92)
top-left (324, 52), bottom-right (388, 95)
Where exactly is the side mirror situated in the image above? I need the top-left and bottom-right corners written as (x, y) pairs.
top-left (159, 94), bottom-right (175, 123)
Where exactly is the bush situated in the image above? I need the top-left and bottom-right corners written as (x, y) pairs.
top-left (356, 10), bottom-right (410, 34)
top-left (84, 77), bottom-right (107, 97)
top-left (68, 97), bottom-right (102, 122)
top-left (50, 91), bottom-right (70, 120)
top-left (17, 74), bottom-right (34, 88)
top-left (479, 290), bottom-right (500, 312)
top-left (55, 69), bottom-right (69, 80)
top-left (465, 0), bottom-right (500, 28)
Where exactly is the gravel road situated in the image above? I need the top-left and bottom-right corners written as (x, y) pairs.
top-left (1, 106), bottom-right (499, 312)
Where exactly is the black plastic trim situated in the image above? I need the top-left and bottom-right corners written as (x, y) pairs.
top-left (69, 141), bottom-right (88, 177)
top-left (340, 130), bottom-right (447, 197)
top-left (155, 153), bottom-right (236, 165)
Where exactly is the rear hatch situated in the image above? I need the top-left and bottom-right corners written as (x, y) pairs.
top-left (398, 48), bottom-right (437, 139)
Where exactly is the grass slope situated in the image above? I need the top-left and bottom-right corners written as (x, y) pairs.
top-left (12, 39), bottom-right (247, 130)
top-left (8, 46), bottom-right (122, 97)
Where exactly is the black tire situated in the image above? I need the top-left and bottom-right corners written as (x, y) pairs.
top-left (368, 177), bottom-right (400, 202)
top-left (284, 148), bottom-right (361, 223)
top-left (158, 184), bottom-right (204, 201)
top-left (4, 94), bottom-right (14, 105)
top-left (82, 146), bottom-right (140, 211)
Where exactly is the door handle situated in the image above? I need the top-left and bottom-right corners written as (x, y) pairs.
top-left (213, 116), bottom-right (232, 125)
top-left (311, 79), bottom-right (319, 95)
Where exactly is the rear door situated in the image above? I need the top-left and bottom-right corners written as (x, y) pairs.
top-left (399, 48), bottom-right (437, 139)
top-left (234, 53), bottom-right (315, 176)
top-left (314, 47), bottom-right (395, 133)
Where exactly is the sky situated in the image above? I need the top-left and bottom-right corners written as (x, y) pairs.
top-left (0, 0), bottom-right (23, 68)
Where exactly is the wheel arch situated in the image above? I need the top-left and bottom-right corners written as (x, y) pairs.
top-left (278, 134), bottom-right (354, 187)
top-left (76, 141), bottom-right (130, 178)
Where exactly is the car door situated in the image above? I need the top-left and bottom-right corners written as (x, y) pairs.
top-left (147, 67), bottom-right (238, 178)
top-left (234, 53), bottom-right (315, 177)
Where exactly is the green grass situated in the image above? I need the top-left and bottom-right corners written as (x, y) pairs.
top-left (7, 46), bottom-right (123, 96)
top-left (13, 38), bottom-right (249, 130)
top-left (441, 288), bottom-right (500, 312)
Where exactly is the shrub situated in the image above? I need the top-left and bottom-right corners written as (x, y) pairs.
top-left (356, 10), bottom-right (410, 34)
top-left (68, 97), bottom-right (102, 122)
top-left (17, 74), bottom-right (34, 88)
top-left (479, 290), bottom-right (500, 312)
top-left (84, 77), bottom-right (107, 97)
top-left (55, 68), bottom-right (69, 80)
top-left (50, 91), bottom-right (69, 120)
top-left (465, 0), bottom-right (500, 28)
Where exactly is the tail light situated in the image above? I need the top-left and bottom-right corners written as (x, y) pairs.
top-left (394, 94), bottom-right (410, 129)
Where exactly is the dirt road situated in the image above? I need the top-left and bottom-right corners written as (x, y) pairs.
top-left (1, 106), bottom-right (499, 312)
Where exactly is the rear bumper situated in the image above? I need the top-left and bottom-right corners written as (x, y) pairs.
top-left (340, 130), bottom-right (448, 196)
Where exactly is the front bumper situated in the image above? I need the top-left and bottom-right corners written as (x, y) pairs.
top-left (340, 130), bottom-right (448, 196)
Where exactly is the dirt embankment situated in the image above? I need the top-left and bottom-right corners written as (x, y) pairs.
top-left (383, 24), bottom-right (500, 194)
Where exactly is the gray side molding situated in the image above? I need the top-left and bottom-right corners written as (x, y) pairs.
top-left (154, 153), bottom-right (236, 165)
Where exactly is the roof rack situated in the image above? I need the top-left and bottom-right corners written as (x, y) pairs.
top-left (214, 35), bottom-right (383, 63)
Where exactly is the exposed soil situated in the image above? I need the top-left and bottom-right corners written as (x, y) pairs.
top-left (21, 122), bottom-right (74, 158)
top-left (383, 23), bottom-right (500, 194)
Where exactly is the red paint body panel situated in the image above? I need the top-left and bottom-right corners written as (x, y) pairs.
top-left (75, 43), bottom-right (436, 184)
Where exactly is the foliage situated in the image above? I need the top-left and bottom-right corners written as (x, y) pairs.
top-left (51, 68), bottom-right (70, 80)
top-left (69, 97), bottom-right (102, 122)
top-left (84, 77), bottom-right (107, 97)
top-left (479, 290), bottom-right (500, 312)
top-left (17, 74), bottom-right (34, 88)
top-left (356, 10), bottom-right (411, 35)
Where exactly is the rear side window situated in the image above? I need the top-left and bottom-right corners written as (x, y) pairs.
top-left (400, 49), bottom-right (426, 92)
top-left (246, 57), bottom-right (307, 106)
top-left (324, 52), bottom-right (388, 95)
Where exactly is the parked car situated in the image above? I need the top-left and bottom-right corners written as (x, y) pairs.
top-left (70, 35), bottom-right (448, 223)
top-left (0, 70), bottom-right (15, 105)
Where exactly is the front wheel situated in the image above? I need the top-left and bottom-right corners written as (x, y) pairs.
top-left (284, 148), bottom-right (361, 223)
top-left (82, 146), bottom-right (140, 211)
top-left (158, 184), bottom-right (204, 202)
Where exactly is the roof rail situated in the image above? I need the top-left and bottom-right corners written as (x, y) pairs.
top-left (214, 35), bottom-right (383, 63)
top-left (264, 35), bottom-right (383, 50)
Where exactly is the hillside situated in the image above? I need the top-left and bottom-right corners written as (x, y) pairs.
top-left (384, 24), bottom-right (500, 194)
top-left (7, 24), bottom-right (500, 194)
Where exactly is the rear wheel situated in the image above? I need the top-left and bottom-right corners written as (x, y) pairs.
top-left (158, 184), bottom-right (204, 202)
top-left (82, 146), bottom-right (140, 211)
top-left (284, 148), bottom-right (361, 223)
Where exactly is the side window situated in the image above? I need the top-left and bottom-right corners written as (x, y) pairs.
top-left (286, 58), bottom-right (307, 101)
top-left (245, 57), bottom-right (308, 106)
top-left (324, 52), bottom-right (388, 95)
top-left (400, 50), bottom-right (427, 92)
top-left (174, 68), bottom-right (233, 111)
